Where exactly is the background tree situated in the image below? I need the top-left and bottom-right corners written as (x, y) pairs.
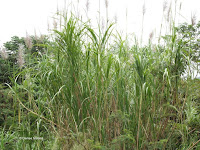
top-left (0, 35), bottom-right (49, 83)
top-left (176, 21), bottom-right (200, 63)
top-left (0, 34), bottom-right (49, 128)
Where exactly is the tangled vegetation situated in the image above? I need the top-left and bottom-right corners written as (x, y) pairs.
top-left (0, 10), bottom-right (200, 150)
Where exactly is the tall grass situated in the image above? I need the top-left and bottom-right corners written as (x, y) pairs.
top-left (1, 2), bottom-right (200, 150)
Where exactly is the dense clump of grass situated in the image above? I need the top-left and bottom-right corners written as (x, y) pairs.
top-left (3, 14), bottom-right (199, 150)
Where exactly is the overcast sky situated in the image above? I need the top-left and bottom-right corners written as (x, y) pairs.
top-left (0, 0), bottom-right (200, 46)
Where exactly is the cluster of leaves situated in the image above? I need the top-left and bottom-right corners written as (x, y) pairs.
top-left (176, 21), bottom-right (200, 63)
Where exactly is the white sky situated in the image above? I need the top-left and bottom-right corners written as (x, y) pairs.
top-left (0, 0), bottom-right (200, 45)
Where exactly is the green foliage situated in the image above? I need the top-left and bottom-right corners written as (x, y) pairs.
top-left (1, 14), bottom-right (200, 150)
top-left (0, 128), bottom-right (16, 150)
top-left (4, 36), bottom-right (24, 52)
top-left (0, 84), bottom-right (14, 127)
top-left (175, 21), bottom-right (200, 63)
